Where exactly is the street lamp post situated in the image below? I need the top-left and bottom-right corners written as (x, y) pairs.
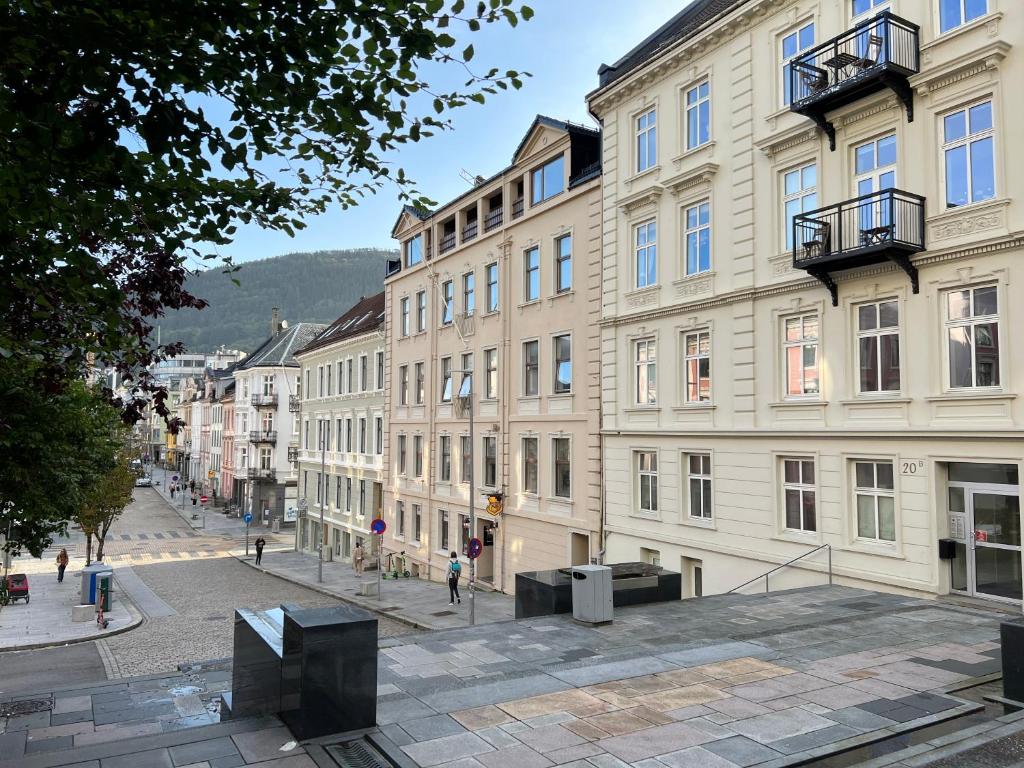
top-left (453, 368), bottom-right (476, 626)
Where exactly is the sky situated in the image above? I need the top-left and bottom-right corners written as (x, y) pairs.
top-left (213, 1), bottom-right (685, 265)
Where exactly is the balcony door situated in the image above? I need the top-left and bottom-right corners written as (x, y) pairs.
top-left (853, 134), bottom-right (896, 245)
top-left (851, 0), bottom-right (890, 64)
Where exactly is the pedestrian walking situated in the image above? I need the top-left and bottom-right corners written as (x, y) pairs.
top-left (254, 536), bottom-right (266, 565)
top-left (170, 484), bottom-right (176, 499)
top-left (353, 541), bottom-right (365, 577)
top-left (189, 479), bottom-right (195, 493)
top-left (56, 548), bottom-right (69, 583)
top-left (446, 551), bottom-right (462, 606)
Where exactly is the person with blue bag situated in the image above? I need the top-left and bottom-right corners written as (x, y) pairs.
top-left (446, 551), bottom-right (462, 606)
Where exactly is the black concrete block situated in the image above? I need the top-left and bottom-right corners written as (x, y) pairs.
top-left (1002, 620), bottom-right (1024, 702)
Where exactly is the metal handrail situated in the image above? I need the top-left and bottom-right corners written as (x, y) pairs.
top-left (727, 544), bottom-right (832, 594)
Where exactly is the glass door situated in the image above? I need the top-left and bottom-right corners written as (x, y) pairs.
top-left (949, 477), bottom-right (1022, 603)
top-left (854, 134), bottom-right (897, 244)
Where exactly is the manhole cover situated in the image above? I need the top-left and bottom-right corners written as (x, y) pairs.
top-left (431, 610), bottom-right (456, 617)
top-left (0, 699), bottom-right (53, 717)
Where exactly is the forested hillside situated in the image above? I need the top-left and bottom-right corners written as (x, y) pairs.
top-left (156, 249), bottom-right (396, 352)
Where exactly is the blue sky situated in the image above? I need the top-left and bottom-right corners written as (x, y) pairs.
top-left (213, 2), bottom-right (683, 265)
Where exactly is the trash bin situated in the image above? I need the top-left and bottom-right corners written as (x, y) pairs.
top-left (273, 519), bottom-right (281, 534)
top-left (571, 565), bottom-right (613, 625)
top-left (80, 562), bottom-right (114, 605)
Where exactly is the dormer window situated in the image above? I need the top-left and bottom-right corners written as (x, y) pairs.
top-left (531, 154), bottom-right (564, 205)
top-left (405, 234), bottom-right (423, 267)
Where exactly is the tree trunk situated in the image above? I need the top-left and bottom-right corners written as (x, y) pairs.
top-left (85, 533), bottom-right (93, 566)
top-left (96, 534), bottom-right (105, 561)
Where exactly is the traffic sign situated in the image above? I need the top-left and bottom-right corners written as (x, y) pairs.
top-left (171, 474), bottom-right (179, 482)
top-left (243, 513), bottom-right (253, 525)
top-left (370, 518), bottom-right (387, 535)
top-left (199, 495), bottom-right (209, 504)
top-left (467, 537), bottom-right (483, 559)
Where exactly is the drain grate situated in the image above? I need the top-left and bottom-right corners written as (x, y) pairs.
top-left (325, 739), bottom-right (392, 768)
top-left (431, 610), bottom-right (456, 617)
top-left (0, 698), bottom-right (53, 717)
top-left (379, 606), bottom-right (402, 612)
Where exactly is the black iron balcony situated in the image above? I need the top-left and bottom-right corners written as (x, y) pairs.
top-left (247, 467), bottom-right (276, 481)
top-left (439, 231), bottom-right (456, 254)
top-left (287, 446), bottom-right (299, 462)
top-left (461, 221), bottom-right (478, 242)
top-left (249, 430), bottom-right (278, 444)
top-left (511, 198), bottom-right (524, 220)
top-left (288, 395), bottom-right (301, 413)
top-left (484, 207), bottom-right (503, 231)
top-left (793, 188), bottom-right (925, 306)
top-left (790, 12), bottom-right (919, 150)
top-left (251, 393), bottom-right (277, 407)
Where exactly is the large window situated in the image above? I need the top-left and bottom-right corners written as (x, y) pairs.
top-left (375, 417), bottom-right (383, 455)
top-left (397, 434), bottom-right (407, 475)
top-left (439, 510), bottom-right (450, 552)
top-left (463, 272), bottom-right (475, 316)
top-left (439, 435), bottom-right (451, 482)
top-left (855, 461), bottom-right (895, 542)
top-left (783, 163), bottom-right (817, 251)
top-left (398, 365), bottom-right (408, 406)
top-left (413, 504), bottom-right (422, 541)
top-left (781, 22), bottom-right (815, 106)
top-left (345, 418), bottom-right (352, 451)
top-left (553, 335), bottom-right (571, 394)
top-left (783, 458), bottom-right (816, 533)
top-left (687, 453), bottom-right (712, 519)
top-left (857, 300), bottom-right (900, 393)
top-left (483, 436), bottom-right (497, 487)
top-left (939, 0), bottom-right (987, 33)
top-left (523, 340), bottom-right (539, 396)
top-left (441, 280), bottom-right (454, 325)
top-left (413, 435), bottom-right (423, 477)
top-left (396, 501), bottom-right (405, 538)
top-left (484, 348), bottom-right (498, 400)
top-left (359, 355), bottom-right (368, 392)
top-left (637, 451), bottom-right (658, 514)
top-left (441, 356), bottom-right (452, 403)
top-left (553, 438), bottom-right (571, 498)
top-left (635, 220), bottom-right (657, 288)
top-left (683, 201), bottom-right (711, 275)
top-left (685, 81), bottom-right (710, 150)
top-left (636, 108), bottom-right (657, 172)
top-left (524, 246), bottom-right (540, 302)
top-left (635, 338), bottom-right (657, 405)
top-left (400, 297), bottom-right (410, 337)
top-left (416, 290), bottom-right (427, 332)
top-left (943, 100), bottom-right (995, 209)
top-left (531, 154), bottom-right (564, 204)
top-left (522, 437), bottom-right (538, 494)
top-left (460, 436), bottom-right (471, 484)
top-left (946, 286), bottom-right (999, 388)
top-left (683, 331), bottom-right (711, 403)
top-left (555, 234), bottom-right (572, 293)
top-left (485, 262), bottom-right (499, 312)
top-left (405, 234), bottom-right (423, 267)
top-left (358, 418), bottom-right (366, 454)
top-left (375, 351), bottom-right (384, 390)
top-left (414, 362), bottom-right (424, 405)
top-left (785, 314), bottom-right (819, 397)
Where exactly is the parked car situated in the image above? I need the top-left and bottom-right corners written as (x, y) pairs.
top-left (134, 475), bottom-right (153, 487)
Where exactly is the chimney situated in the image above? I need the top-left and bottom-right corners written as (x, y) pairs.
top-left (271, 307), bottom-right (280, 336)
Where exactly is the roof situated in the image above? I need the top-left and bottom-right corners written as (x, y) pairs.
top-left (238, 322), bottom-right (327, 370)
top-left (295, 292), bottom-right (386, 357)
top-left (594, 0), bottom-right (747, 91)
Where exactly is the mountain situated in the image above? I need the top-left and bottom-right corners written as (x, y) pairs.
top-left (156, 248), bottom-right (397, 353)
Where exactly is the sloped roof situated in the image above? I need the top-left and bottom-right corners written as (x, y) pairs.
top-left (296, 292), bottom-right (386, 357)
top-left (238, 322), bottom-right (327, 370)
top-left (511, 115), bottom-right (600, 164)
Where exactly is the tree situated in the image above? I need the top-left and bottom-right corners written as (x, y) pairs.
top-left (0, 1), bottom-right (532, 426)
top-left (76, 451), bottom-right (135, 565)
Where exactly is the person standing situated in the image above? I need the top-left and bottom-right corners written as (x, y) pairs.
top-left (352, 541), bottom-right (365, 577)
top-left (446, 551), bottom-right (462, 606)
top-left (55, 548), bottom-right (69, 583)
top-left (170, 483), bottom-right (176, 499)
top-left (254, 536), bottom-right (266, 565)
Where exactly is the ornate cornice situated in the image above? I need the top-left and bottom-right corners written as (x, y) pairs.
top-left (755, 125), bottom-right (817, 157)
top-left (617, 186), bottom-right (663, 214)
top-left (912, 40), bottom-right (1011, 97)
top-left (662, 162), bottom-right (719, 196)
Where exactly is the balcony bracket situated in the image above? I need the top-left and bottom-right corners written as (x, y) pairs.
top-left (807, 267), bottom-right (839, 307)
top-left (808, 112), bottom-right (836, 152)
top-left (888, 76), bottom-right (914, 122)
top-left (887, 252), bottom-right (919, 294)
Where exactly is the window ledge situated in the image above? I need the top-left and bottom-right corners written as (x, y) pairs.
top-left (672, 403), bottom-right (715, 412)
top-left (548, 289), bottom-right (575, 303)
top-left (549, 392), bottom-right (573, 400)
top-left (624, 164), bottom-right (662, 187)
top-left (546, 496), bottom-right (574, 505)
top-left (624, 406), bottom-right (661, 414)
top-left (670, 141), bottom-right (716, 169)
top-left (631, 511), bottom-right (661, 522)
top-left (840, 542), bottom-right (904, 560)
top-left (518, 299), bottom-right (542, 311)
top-left (518, 395), bottom-right (541, 402)
top-left (769, 400), bottom-right (828, 408)
top-left (772, 532), bottom-right (823, 547)
top-left (926, 197), bottom-right (1010, 225)
top-left (920, 12), bottom-right (1002, 52)
top-left (839, 397), bottom-right (911, 405)
top-left (682, 516), bottom-right (716, 530)
top-left (926, 392), bottom-right (1015, 402)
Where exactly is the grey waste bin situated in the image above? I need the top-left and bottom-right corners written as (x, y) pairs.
top-left (571, 565), bottom-right (613, 624)
top-left (80, 562), bottom-right (114, 604)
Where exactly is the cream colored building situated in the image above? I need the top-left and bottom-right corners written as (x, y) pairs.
top-left (590, 0), bottom-right (1023, 606)
top-left (385, 116), bottom-right (603, 592)
top-left (293, 293), bottom-right (387, 564)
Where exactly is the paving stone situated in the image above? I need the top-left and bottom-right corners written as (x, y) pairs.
top-left (100, 747), bottom-right (174, 768)
top-left (663, 704), bottom-right (713, 721)
top-left (498, 721), bottom-right (530, 734)
top-left (550, 658), bottom-right (678, 687)
top-left (401, 732), bottom-right (495, 767)
top-left (26, 721), bottom-right (95, 741)
top-left (401, 714), bottom-right (467, 742)
top-left (5, 711), bottom-right (51, 731)
top-left (239, 755), bottom-right (315, 767)
top-left (24, 734), bottom-right (73, 754)
top-left (584, 711), bottom-right (654, 737)
top-left (51, 711), bottom-right (94, 726)
top-left (656, 745), bottom-right (741, 768)
top-left (169, 736), bottom-right (240, 766)
top-left (434, 759), bottom-right (484, 768)
top-left (633, 683), bottom-right (728, 712)
top-left (379, 723), bottom-right (415, 747)
top-left (563, 719), bottom-right (612, 741)
top-left (728, 707), bottom-right (836, 744)
top-left (583, 755), bottom-right (632, 768)
top-left (523, 712), bottom-right (578, 728)
top-left (542, 742), bottom-right (604, 764)
top-left (53, 696), bottom-right (92, 715)
top-left (702, 735), bottom-right (783, 767)
top-left (209, 756), bottom-right (246, 768)
top-left (768, 723), bottom-right (860, 755)
top-left (706, 698), bottom-right (772, 719)
top-left (476, 743), bottom-right (552, 768)
top-left (0, 728), bottom-right (26, 760)
top-left (230, 727), bottom-right (301, 764)
top-left (475, 725), bottom-right (521, 749)
top-left (377, 695), bottom-right (440, 724)
top-left (597, 721), bottom-right (714, 762)
top-left (824, 706), bottom-right (898, 731)
top-left (422, 675), bottom-right (571, 714)
top-left (514, 724), bottom-right (587, 754)
top-left (658, 642), bottom-right (771, 668)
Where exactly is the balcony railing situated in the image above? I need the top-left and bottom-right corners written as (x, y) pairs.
top-left (247, 467), bottom-right (276, 481)
top-left (251, 393), bottom-right (277, 407)
top-left (793, 188), bottom-right (925, 305)
top-left (439, 231), bottom-right (456, 254)
top-left (511, 198), bottom-right (524, 220)
top-left (461, 221), bottom-right (478, 242)
top-left (287, 446), bottom-right (299, 462)
top-left (288, 395), bottom-right (301, 413)
top-left (249, 430), bottom-right (278, 444)
top-left (790, 12), bottom-right (919, 150)
top-left (484, 207), bottom-right (503, 231)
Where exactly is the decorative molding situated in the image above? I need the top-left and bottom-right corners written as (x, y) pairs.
top-left (618, 186), bottom-right (663, 214)
top-left (927, 199), bottom-right (1009, 242)
top-left (673, 272), bottom-right (714, 298)
top-left (755, 126), bottom-right (816, 158)
top-left (625, 286), bottom-right (660, 309)
top-left (838, 96), bottom-right (898, 127)
top-left (768, 253), bottom-right (795, 277)
top-left (670, 141), bottom-right (716, 171)
top-left (662, 162), bottom-right (720, 197)
top-left (912, 40), bottom-right (1010, 97)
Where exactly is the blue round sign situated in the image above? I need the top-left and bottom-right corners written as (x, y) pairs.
top-left (467, 537), bottom-right (483, 559)
top-left (370, 518), bottom-right (387, 535)
top-left (243, 513), bottom-right (253, 524)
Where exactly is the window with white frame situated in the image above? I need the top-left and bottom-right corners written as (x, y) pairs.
top-left (460, 435), bottom-right (471, 484)
top-left (783, 457), bottom-right (816, 532)
top-left (345, 477), bottom-right (352, 512)
top-left (634, 220), bottom-right (657, 288)
top-left (416, 290), bottom-right (427, 332)
top-left (439, 510), bottom-right (450, 551)
top-left (441, 356), bottom-right (452, 403)
top-left (405, 234), bottom-right (423, 267)
top-left (522, 436), bottom-right (538, 494)
top-left (635, 338), bottom-right (657, 405)
top-left (359, 355), bottom-right (368, 392)
top-left (413, 504), bottom-right (422, 541)
top-left (785, 314), bottom-right (820, 397)
top-left (400, 297), bottom-right (410, 337)
top-left (335, 418), bottom-right (343, 451)
top-left (686, 453), bottom-right (712, 519)
top-left (325, 364), bottom-right (332, 396)
top-left (943, 100), bottom-right (995, 209)
top-left (854, 460), bottom-right (895, 542)
top-left (783, 163), bottom-right (817, 251)
top-left (636, 107), bottom-right (657, 172)
top-left (939, 0), bottom-right (987, 33)
top-left (683, 330), bottom-right (711, 403)
top-left (483, 435), bottom-right (497, 487)
top-left (636, 451), bottom-right (658, 514)
top-left (398, 365), bottom-right (408, 406)
top-left (683, 201), bottom-right (711, 275)
top-left (414, 362), bottom-right (424, 404)
top-left (317, 366), bottom-right (324, 398)
top-left (781, 22), bottom-right (815, 106)
top-left (345, 418), bottom-right (352, 451)
top-left (463, 272), bottom-right (475, 316)
top-left (553, 437), bottom-right (571, 498)
top-left (523, 340), bottom-right (539, 396)
top-left (358, 418), bottom-right (366, 453)
top-left (555, 234), bottom-right (572, 293)
top-left (396, 501), bottom-right (405, 538)
top-left (413, 435), bottom-right (423, 477)
top-left (459, 513), bottom-right (470, 556)
top-left (685, 81), bottom-right (710, 150)
top-left (946, 285), bottom-right (1000, 388)
top-left (439, 435), bottom-right (451, 482)
top-left (397, 434), bottom-right (406, 475)
top-left (262, 374), bottom-right (275, 396)
top-left (484, 348), bottom-right (498, 399)
top-left (346, 358), bottom-right (354, 393)
top-left (441, 280), bottom-right (454, 325)
top-left (375, 351), bottom-right (384, 390)
top-left (485, 262), bottom-right (499, 312)
top-left (524, 246), bottom-right (540, 302)
top-left (375, 417), bottom-right (383, 455)
top-left (336, 476), bottom-right (342, 509)
top-left (857, 300), bottom-right (900, 393)
top-left (336, 361), bottom-right (343, 394)
top-left (553, 334), bottom-right (571, 394)
top-left (531, 154), bottom-right (564, 204)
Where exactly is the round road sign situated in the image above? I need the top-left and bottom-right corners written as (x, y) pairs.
top-left (243, 513), bottom-right (253, 524)
top-left (199, 495), bottom-right (209, 504)
top-left (370, 518), bottom-right (387, 535)
top-left (467, 537), bottom-right (483, 559)
top-left (171, 474), bottom-right (179, 482)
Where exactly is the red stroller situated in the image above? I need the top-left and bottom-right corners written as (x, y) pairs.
top-left (5, 573), bottom-right (29, 604)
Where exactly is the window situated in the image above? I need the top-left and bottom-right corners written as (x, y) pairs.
top-left (531, 154), bottom-right (564, 204)
top-left (460, 436), bottom-right (471, 484)
top-left (522, 437), bottom-right (538, 494)
top-left (335, 418), bottom-right (343, 451)
top-left (358, 418), bottom-right (366, 454)
top-left (459, 514), bottom-right (470, 556)
top-left (441, 280), bottom-right (454, 325)
top-left (685, 81), bottom-right (710, 150)
top-left (555, 234), bottom-right (572, 293)
top-left (483, 436), bottom-right (497, 487)
top-left (781, 22), bottom-right (815, 106)
top-left (405, 234), bottom-right (423, 267)
top-left (553, 335), bottom-right (571, 394)
top-left (484, 348), bottom-right (498, 400)
top-left (635, 220), bottom-right (657, 288)
top-left (785, 314), bottom-right (820, 397)
top-left (358, 355), bottom-right (367, 392)
top-left (463, 272), bottom-right (475, 316)
top-left (396, 501), bottom-right (405, 538)
top-left (940, 0), bottom-right (987, 33)
top-left (441, 356), bottom-right (452, 402)
top-left (345, 418), bottom-right (352, 451)
top-left (523, 340), bottom-right (539, 396)
top-left (414, 362), bottom-right (424, 404)
top-left (524, 247), bottom-right (540, 302)
top-left (439, 510), bottom-right (450, 552)
top-left (336, 475), bottom-right (342, 508)
top-left (943, 100), bottom-right (995, 208)
top-left (636, 108), bottom-right (657, 172)
top-left (637, 451), bottom-right (658, 514)
top-left (683, 331), bottom-right (711, 403)
top-left (397, 434), bottom-right (406, 475)
top-left (413, 435), bottom-right (423, 477)
top-left (416, 290), bottom-right (427, 332)
top-left (400, 297), bottom-right (410, 337)
top-left (303, 369), bottom-right (310, 400)
top-left (259, 447), bottom-right (272, 469)
top-left (398, 365), bottom-right (409, 406)
top-left (325, 364), bottom-right (331, 396)
top-left (946, 285), bottom-right (999, 388)
top-left (358, 480), bottom-right (366, 515)
top-left (460, 352), bottom-right (473, 398)
top-left (345, 477), bottom-right (353, 512)
top-left (857, 300), bottom-right (900, 393)
top-left (635, 338), bottom-right (657, 405)
top-left (852, 0), bottom-right (888, 16)
top-left (336, 361), bottom-right (343, 394)
top-left (783, 458), bottom-right (816, 532)
top-left (261, 374), bottom-right (275, 396)
top-left (855, 461), bottom-right (895, 541)
top-left (485, 262), bottom-right (499, 312)
top-left (553, 438), bottom-right (570, 498)
top-left (413, 504), bottom-right (422, 541)
top-left (683, 201), bottom-right (711, 275)
top-left (439, 435), bottom-right (451, 482)
top-left (375, 417), bottom-right (383, 455)
top-left (375, 351), bottom-right (384, 390)
top-left (686, 453), bottom-right (712, 519)
top-left (346, 358), bottom-right (354, 393)
top-left (783, 163), bottom-right (817, 251)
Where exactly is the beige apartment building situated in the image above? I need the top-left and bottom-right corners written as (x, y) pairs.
top-left (591, 0), bottom-right (1024, 606)
top-left (293, 293), bottom-right (386, 564)
top-left (384, 116), bottom-right (603, 591)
